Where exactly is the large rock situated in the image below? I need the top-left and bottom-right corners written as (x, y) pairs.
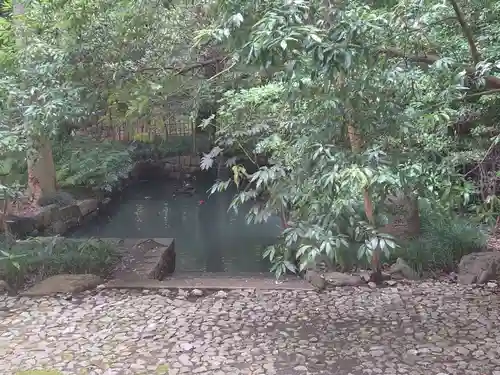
top-left (0, 280), bottom-right (14, 295)
top-left (57, 204), bottom-right (82, 228)
top-left (304, 270), bottom-right (326, 290)
top-left (21, 274), bottom-right (104, 296)
top-left (189, 154), bottom-right (201, 167)
top-left (77, 198), bottom-right (99, 217)
top-left (49, 220), bottom-right (68, 235)
top-left (323, 272), bottom-right (365, 287)
top-left (3, 215), bottom-right (37, 238)
top-left (37, 191), bottom-right (76, 207)
top-left (388, 258), bottom-right (420, 280)
top-left (458, 252), bottom-right (500, 284)
top-left (32, 204), bottom-right (59, 229)
top-left (304, 254), bottom-right (334, 273)
top-left (179, 155), bottom-right (191, 168)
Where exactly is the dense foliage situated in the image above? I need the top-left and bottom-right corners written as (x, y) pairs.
top-left (1, 0), bottom-right (499, 278)
top-left (0, 0), bottom-right (212, 198)
top-left (398, 205), bottom-right (487, 274)
top-left (198, 0), bottom-right (500, 276)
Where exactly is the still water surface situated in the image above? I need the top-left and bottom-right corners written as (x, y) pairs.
top-left (71, 178), bottom-right (280, 274)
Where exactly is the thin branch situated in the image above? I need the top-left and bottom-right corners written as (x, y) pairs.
top-left (176, 58), bottom-right (226, 75)
top-left (464, 138), bottom-right (498, 178)
top-left (448, 0), bottom-right (481, 65)
top-left (134, 58), bottom-right (225, 76)
top-left (462, 88), bottom-right (500, 99)
top-left (207, 61), bottom-right (237, 81)
top-left (405, 16), bottom-right (456, 34)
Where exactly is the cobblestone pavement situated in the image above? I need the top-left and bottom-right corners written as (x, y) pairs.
top-left (1, 283), bottom-right (500, 375)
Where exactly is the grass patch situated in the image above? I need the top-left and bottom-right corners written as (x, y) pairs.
top-left (0, 237), bottom-right (121, 288)
top-left (393, 206), bottom-right (487, 274)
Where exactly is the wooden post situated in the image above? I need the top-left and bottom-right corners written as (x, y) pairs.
top-left (191, 117), bottom-right (197, 154)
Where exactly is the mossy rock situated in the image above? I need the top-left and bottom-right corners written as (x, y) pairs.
top-left (37, 191), bottom-right (76, 207)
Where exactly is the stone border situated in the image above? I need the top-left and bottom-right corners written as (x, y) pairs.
top-left (2, 154), bottom-right (202, 239)
top-left (104, 276), bottom-right (314, 291)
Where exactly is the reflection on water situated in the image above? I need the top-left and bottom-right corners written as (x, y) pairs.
top-left (71, 178), bottom-right (281, 274)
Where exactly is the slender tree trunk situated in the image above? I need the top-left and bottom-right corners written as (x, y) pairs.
top-left (347, 122), bottom-right (379, 276)
top-left (27, 137), bottom-right (57, 202)
top-left (341, 75), bottom-right (380, 277)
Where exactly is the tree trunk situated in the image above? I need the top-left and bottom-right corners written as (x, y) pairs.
top-left (343, 78), bottom-right (379, 275)
top-left (27, 135), bottom-right (57, 203)
top-left (346, 122), bottom-right (380, 275)
top-left (383, 192), bottom-right (421, 239)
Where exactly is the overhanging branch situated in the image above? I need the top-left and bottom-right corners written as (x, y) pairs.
top-left (381, 47), bottom-right (500, 91)
top-left (135, 58), bottom-right (226, 76)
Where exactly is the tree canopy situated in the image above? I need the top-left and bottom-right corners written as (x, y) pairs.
top-left (1, 0), bottom-right (499, 277)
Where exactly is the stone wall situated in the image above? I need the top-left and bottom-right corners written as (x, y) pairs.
top-left (131, 154), bottom-right (202, 181)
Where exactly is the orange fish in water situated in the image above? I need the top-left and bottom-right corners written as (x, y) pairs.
top-left (198, 200), bottom-right (205, 205)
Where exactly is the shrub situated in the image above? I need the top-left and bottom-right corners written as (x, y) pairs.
top-left (54, 136), bottom-right (134, 192)
top-left (394, 206), bottom-right (487, 274)
top-left (0, 237), bottom-right (121, 288)
top-left (287, 201), bottom-right (488, 275)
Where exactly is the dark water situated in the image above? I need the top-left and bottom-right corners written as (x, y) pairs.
top-left (71, 177), bottom-right (281, 274)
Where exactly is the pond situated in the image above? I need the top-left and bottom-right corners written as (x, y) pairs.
top-left (71, 175), bottom-right (281, 274)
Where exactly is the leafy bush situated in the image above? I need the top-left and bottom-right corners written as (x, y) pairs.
top-left (394, 207), bottom-right (487, 274)
top-left (0, 237), bottom-right (121, 288)
top-left (130, 135), bottom-right (208, 161)
top-left (53, 137), bottom-right (134, 192)
top-left (268, 201), bottom-right (487, 277)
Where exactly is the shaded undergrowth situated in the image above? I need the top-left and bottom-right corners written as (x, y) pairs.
top-left (0, 237), bottom-right (121, 288)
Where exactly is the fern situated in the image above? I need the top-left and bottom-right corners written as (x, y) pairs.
top-left (54, 136), bottom-right (133, 190)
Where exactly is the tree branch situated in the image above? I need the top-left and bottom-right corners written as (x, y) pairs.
top-left (448, 0), bottom-right (481, 65)
top-left (381, 47), bottom-right (500, 91)
top-left (175, 58), bottom-right (225, 75)
top-left (463, 88), bottom-right (500, 99)
top-left (135, 58), bottom-right (226, 76)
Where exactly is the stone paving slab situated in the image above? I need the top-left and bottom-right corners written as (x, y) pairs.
top-left (105, 275), bottom-right (313, 291)
top-left (1, 282), bottom-right (500, 375)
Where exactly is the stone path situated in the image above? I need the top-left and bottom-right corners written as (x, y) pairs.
top-left (1, 282), bottom-right (500, 375)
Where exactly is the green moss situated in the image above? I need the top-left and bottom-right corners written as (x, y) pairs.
top-left (156, 364), bottom-right (170, 374)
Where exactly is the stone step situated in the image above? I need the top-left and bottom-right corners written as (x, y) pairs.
top-left (111, 238), bottom-right (176, 281)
